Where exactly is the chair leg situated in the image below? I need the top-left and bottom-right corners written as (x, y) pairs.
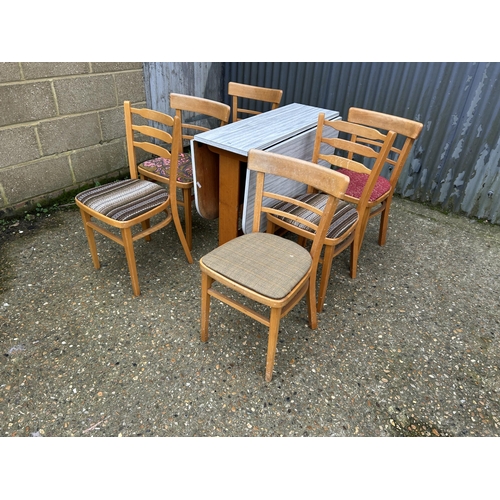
top-left (317, 245), bottom-right (334, 313)
top-left (350, 217), bottom-right (368, 280)
top-left (171, 199), bottom-right (194, 264)
top-left (265, 307), bottom-right (282, 382)
top-left (79, 209), bottom-right (100, 269)
top-left (266, 220), bottom-right (276, 234)
top-left (349, 234), bottom-right (360, 279)
top-left (354, 209), bottom-right (371, 267)
top-left (121, 227), bottom-right (141, 297)
top-left (182, 188), bottom-right (193, 250)
top-left (306, 278), bottom-right (318, 329)
top-left (200, 272), bottom-right (213, 342)
top-left (378, 198), bottom-right (391, 246)
top-left (141, 219), bottom-right (152, 242)
top-left (297, 236), bottom-right (308, 248)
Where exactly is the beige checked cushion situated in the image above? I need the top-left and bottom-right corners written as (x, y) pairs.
top-left (201, 232), bottom-right (312, 299)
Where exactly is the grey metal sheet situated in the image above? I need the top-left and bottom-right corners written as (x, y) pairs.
top-left (224, 62), bottom-right (500, 224)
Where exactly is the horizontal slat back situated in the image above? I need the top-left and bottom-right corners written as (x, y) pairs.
top-left (347, 107), bottom-right (423, 186)
top-left (248, 149), bottom-right (349, 199)
top-left (321, 136), bottom-right (380, 159)
top-left (170, 93), bottom-right (231, 124)
top-left (330, 119), bottom-right (388, 142)
top-left (179, 123), bottom-right (210, 141)
top-left (228, 82), bottom-right (283, 104)
top-left (132, 124), bottom-right (173, 144)
top-left (134, 141), bottom-right (171, 159)
top-left (124, 101), bottom-right (180, 181)
top-left (236, 108), bottom-right (260, 116)
top-left (318, 154), bottom-right (371, 174)
top-left (312, 114), bottom-right (398, 180)
top-left (354, 136), bottom-right (401, 161)
top-left (131, 106), bottom-right (174, 127)
top-left (354, 137), bottom-right (400, 167)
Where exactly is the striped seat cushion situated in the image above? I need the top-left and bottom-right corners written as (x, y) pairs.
top-left (139, 153), bottom-right (193, 184)
top-left (76, 179), bottom-right (169, 221)
top-left (337, 168), bottom-right (391, 201)
top-left (201, 232), bottom-right (312, 299)
top-left (271, 193), bottom-right (359, 240)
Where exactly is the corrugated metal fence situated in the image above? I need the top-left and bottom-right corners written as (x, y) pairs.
top-left (145, 62), bottom-right (500, 224)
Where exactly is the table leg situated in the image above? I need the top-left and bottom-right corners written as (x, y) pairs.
top-left (192, 141), bottom-right (220, 220)
top-left (218, 153), bottom-right (241, 246)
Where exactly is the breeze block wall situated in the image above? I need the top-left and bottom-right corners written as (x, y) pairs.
top-left (0, 62), bottom-right (146, 218)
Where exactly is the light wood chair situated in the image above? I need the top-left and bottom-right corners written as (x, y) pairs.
top-left (199, 149), bottom-right (350, 382)
top-left (138, 93), bottom-right (230, 249)
top-left (75, 101), bottom-right (192, 297)
top-left (228, 82), bottom-right (283, 122)
top-left (266, 113), bottom-right (397, 312)
top-left (346, 107), bottom-right (423, 246)
top-left (228, 82), bottom-right (284, 221)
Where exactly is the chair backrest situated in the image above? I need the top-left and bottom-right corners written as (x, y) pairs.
top-left (347, 107), bottom-right (423, 189)
top-left (228, 82), bottom-right (283, 122)
top-left (170, 93), bottom-right (231, 148)
top-left (248, 149), bottom-right (350, 270)
top-left (311, 113), bottom-right (397, 209)
top-left (124, 100), bottom-right (181, 202)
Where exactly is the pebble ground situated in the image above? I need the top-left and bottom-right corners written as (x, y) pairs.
top-left (1, 197), bottom-right (499, 437)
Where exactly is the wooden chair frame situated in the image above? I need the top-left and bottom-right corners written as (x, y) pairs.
top-left (347, 107), bottom-right (423, 246)
top-left (267, 114), bottom-right (397, 312)
top-left (228, 81), bottom-right (283, 122)
top-left (200, 149), bottom-right (350, 382)
top-left (75, 101), bottom-right (192, 297)
top-left (138, 93), bottom-right (230, 250)
top-left (171, 93), bottom-right (231, 146)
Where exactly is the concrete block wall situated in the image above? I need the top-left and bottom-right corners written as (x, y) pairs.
top-left (0, 62), bottom-right (146, 218)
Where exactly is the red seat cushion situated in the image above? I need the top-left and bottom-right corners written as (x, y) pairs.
top-left (338, 168), bottom-right (391, 201)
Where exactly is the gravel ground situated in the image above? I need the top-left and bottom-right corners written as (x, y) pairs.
top-left (1, 196), bottom-right (499, 438)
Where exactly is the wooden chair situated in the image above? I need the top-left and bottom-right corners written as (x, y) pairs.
top-left (138, 93), bottom-right (230, 249)
top-left (345, 107), bottom-right (423, 246)
top-left (75, 101), bottom-right (192, 297)
top-left (228, 82), bottom-right (284, 219)
top-left (266, 113), bottom-right (397, 312)
top-left (199, 149), bottom-right (350, 382)
top-left (228, 82), bottom-right (283, 122)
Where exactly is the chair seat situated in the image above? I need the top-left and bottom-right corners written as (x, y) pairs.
top-left (76, 179), bottom-right (169, 221)
top-left (337, 168), bottom-right (391, 201)
top-left (201, 232), bottom-right (312, 299)
top-left (271, 194), bottom-right (359, 240)
top-left (140, 152), bottom-right (193, 184)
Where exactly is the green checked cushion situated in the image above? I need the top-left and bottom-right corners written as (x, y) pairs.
top-left (337, 168), bottom-right (391, 201)
top-left (201, 232), bottom-right (312, 299)
top-left (271, 194), bottom-right (359, 240)
top-left (139, 152), bottom-right (193, 184)
top-left (76, 179), bottom-right (169, 221)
